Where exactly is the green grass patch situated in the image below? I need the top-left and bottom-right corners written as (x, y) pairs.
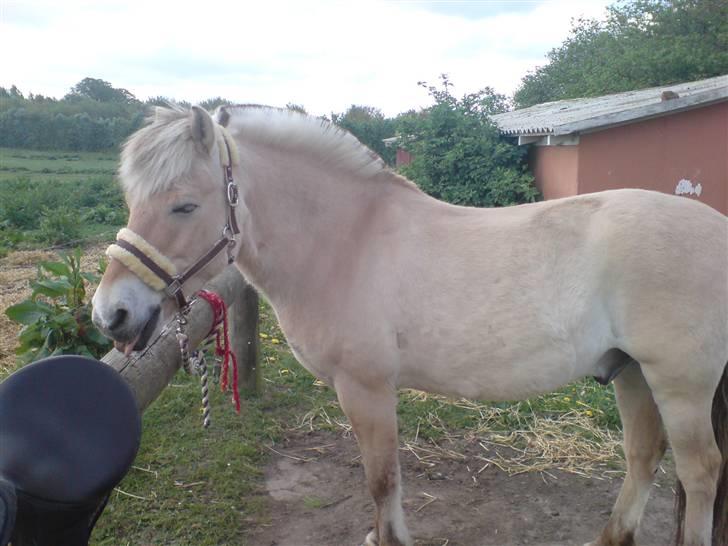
top-left (0, 148), bottom-right (117, 182)
top-left (0, 148), bottom-right (126, 253)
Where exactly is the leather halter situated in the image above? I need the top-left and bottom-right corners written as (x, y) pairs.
top-left (106, 136), bottom-right (240, 309)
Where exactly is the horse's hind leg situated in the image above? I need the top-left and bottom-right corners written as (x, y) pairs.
top-left (641, 359), bottom-right (723, 546)
top-left (588, 362), bottom-right (667, 546)
top-left (334, 376), bottom-right (412, 546)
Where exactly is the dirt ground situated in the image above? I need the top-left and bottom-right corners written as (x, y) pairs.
top-left (249, 430), bottom-right (676, 546)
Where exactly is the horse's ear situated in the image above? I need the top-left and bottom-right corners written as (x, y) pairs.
top-left (190, 106), bottom-right (216, 156)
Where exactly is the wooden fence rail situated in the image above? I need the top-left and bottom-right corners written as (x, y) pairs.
top-left (102, 266), bottom-right (259, 412)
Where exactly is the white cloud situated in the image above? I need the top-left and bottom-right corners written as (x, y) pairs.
top-left (0, 0), bottom-right (611, 115)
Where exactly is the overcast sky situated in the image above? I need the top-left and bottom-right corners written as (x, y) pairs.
top-left (0, 0), bottom-right (611, 116)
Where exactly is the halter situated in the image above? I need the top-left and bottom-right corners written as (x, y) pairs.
top-left (106, 126), bottom-right (241, 309)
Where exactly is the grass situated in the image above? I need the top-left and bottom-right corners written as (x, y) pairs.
top-left (0, 148), bottom-right (126, 255)
top-left (0, 147), bottom-right (117, 182)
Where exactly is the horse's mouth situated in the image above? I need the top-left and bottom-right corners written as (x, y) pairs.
top-left (113, 307), bottom-right (161, 356)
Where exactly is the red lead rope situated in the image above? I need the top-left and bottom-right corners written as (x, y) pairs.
top-left (197, 290), bottom-right (241, 413)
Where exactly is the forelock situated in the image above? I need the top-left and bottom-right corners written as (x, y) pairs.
top-left (119, 106), bottom-right (202, 203)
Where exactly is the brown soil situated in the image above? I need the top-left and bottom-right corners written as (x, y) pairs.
top-left (249, 430), bottom-right (676, 546)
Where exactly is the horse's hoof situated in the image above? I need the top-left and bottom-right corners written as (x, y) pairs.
top-left (362, 529), bottom-right (378, 546)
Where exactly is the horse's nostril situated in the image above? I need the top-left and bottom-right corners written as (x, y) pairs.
top-left (108, 308), bottom-right (128, 331)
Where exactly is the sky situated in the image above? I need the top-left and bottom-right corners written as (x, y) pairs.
top-left (0, 0), bottom-right (611, 116)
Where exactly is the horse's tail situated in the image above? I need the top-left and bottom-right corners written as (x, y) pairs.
top-left (675, 362), bottom-right (728, 545)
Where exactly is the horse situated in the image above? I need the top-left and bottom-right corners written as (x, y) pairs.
top-left (91, 104), bottom-right (728, 546)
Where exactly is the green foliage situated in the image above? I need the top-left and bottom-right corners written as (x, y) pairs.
top-left (332, 105), bottom-right (397, 165)
top-left (285, 102), bottom-right (308, 114)
top-left (0, 77), bottom-right (237, 151)
top-left (66, 77), bottom-right (138, 104)
top-left (5, 249), bottom-right (111, 363)
top-left (0, 150), bottom-right (127, 251)
top-left (515, 0), bottom-right (728, 107)
top-left (38, 206), bottom-right (83, 245)
top-left (399, 76), bottom-right (539, 207)
top-left (198, 97), bottom-right (233, 111)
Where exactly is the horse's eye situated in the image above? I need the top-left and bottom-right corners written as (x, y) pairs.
top-left (171, 203), bottom-right (198, 214)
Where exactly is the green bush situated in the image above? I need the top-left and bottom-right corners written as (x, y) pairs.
top-left (38, 206), bottom-right (83, 245)
top-left (398, 76), bottom-right (540, 208)
top-left (0, 174), bottom-right (126, 250)
top-left (0, 178), bottom-right (82, 230)
top-left (5, 249), bottom-right (111, 362)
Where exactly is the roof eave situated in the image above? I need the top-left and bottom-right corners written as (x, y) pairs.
top-left (551, 87), bottom-right (728, 136)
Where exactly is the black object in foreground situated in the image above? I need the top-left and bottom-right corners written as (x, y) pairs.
top-left (0, 355), bottom-right (141, 546)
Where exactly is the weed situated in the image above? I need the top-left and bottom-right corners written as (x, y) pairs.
top-left (38, 206), bottom-right (83, 245)
top-left (4, 248), bottom-right (111, 362)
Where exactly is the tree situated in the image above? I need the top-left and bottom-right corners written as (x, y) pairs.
top-left (66, 77), bottom-right (138, 104)
top-left (199, 97), bottom-right (232, 111)
top-left (514, 0), bottom-right (728, 108)
top-left (285, 102), bottom-right (307, 114)
top-left (399, 76), bottom-right (539, 207)
top-left (332, 105), bottom-right (396, 165)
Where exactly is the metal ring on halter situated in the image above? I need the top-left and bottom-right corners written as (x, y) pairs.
top-left (227, 183), bottom-right (239, 206)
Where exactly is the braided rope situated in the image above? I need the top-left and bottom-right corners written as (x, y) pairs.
top-left (191, 350), bottom-right (211, 428)
top-left (176, 313), bottom-right (213, 427)
top-left (198, 290), bottom-right (241, 414)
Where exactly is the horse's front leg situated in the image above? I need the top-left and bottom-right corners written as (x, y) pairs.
top-left (334, 374), bottom-right (412, 546)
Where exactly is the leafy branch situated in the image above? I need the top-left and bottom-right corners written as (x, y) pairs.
top-left (5, 248), bottom-right (111, 362)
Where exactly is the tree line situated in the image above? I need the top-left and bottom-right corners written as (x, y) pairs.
top-left (2, 0), bottom-right (725, 207)
top-left (514, 0), bottom-right (728, 107)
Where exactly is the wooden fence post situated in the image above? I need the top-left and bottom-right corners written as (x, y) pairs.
top-left (229, 282), bottom-right (260, 394)
top-left (102, 266), bottom-right (259, 412)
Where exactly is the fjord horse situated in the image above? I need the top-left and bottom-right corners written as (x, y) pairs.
top-left (92, 105), bottom-right (727, 546)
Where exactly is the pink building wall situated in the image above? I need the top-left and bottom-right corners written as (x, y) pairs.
top-left (529, 101), bottom-right (728, 214)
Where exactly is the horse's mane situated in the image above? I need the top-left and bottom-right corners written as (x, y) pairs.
top-left (120, 104), bottom-right (413, 203)
top-left (217, 105), bottom-right (391, 180)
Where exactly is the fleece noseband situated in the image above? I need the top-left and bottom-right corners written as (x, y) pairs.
top-left (106, 125), bottom-right (240, 308)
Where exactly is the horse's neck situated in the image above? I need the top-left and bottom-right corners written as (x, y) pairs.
top-left (233, 142), bottom-right (417, 308)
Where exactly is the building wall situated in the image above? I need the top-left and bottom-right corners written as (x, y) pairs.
top-left (396, 148), bottom-right (413, 167)
top-left (577, 101), bottom-right (728, 214)
top-left (528, 145), bottom-right (579, 200)
top-left (526, 102), bottom-right (728, 214)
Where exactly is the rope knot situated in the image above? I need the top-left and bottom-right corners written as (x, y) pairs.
top-left (197, 290), bottom-right (241, 414)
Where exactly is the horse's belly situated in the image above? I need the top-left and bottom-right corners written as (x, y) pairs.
top-left (397, 336), bottom-right (598, 402)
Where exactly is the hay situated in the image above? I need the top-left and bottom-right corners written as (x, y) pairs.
top-left (390, 390), bottom-right (625, 480)
top-left (284, 387), bottom-right (625, 480)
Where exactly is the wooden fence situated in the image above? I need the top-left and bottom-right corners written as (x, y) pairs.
top-left (102, 266), bottom-right (259, 411)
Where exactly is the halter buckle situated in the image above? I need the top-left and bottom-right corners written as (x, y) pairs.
top-left (226, 183), bottom-right (239, 206)
top-left (165, 277), bottom-right (183, 297)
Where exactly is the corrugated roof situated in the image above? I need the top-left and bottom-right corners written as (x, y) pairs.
top-left (492, 75), bottom-right (728, 137)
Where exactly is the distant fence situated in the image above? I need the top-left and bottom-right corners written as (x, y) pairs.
top-left (102, 266), bottom-right (259, 411)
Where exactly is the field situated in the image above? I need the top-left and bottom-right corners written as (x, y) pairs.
top-left (0, 147), bottom-right (125, 256)
top-left (0, 149), bottom-right (677, 545)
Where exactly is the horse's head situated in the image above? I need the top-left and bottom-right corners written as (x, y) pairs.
top-left (92, 106), bottom-right (241, 355)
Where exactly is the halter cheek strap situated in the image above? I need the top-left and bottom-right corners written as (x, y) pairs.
top-left (106, 124), bottom-right (241, 309)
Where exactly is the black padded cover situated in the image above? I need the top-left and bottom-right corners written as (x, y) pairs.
top-left (0, 355), bottom-right (141, 545)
